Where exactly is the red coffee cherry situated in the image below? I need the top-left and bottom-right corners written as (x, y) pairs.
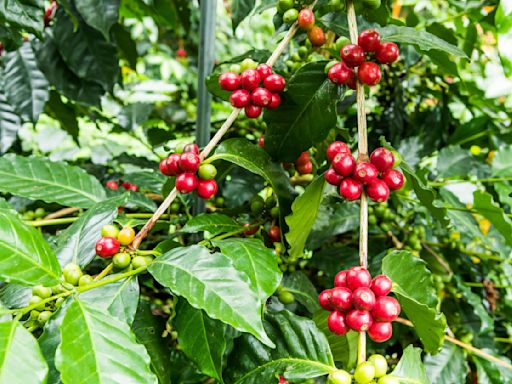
top-left (240, 69), bottom-right (261, 91)
top-left (368, 321), bottom-right (393, 343)
top-left (339, 178), bottom-right (362, 200)
top-left (328, 310), bottom-right (349, 335)
top-left (251, 87), bottom-right (273, 107)
top-left (296, 151), bottom-right (310, 166)
top-left (105, 180), bottom-right (119, 190)
top-left (245, 104), bottom-right (263, 118)
top-left (263, 74), bottom-right (286, 92)
top-left (258, 136), bottom-right (265, 148)
top-left (345, 309), bottom-right (373, 332)
top-left (375, 42), bottom-right (400, 64)
top-left (332, 153), bottom-right (356, 177)
top-left (353, 162), bottom-right (378, 184)
top-left (366, 179), bottom-right (390, 203)
top-left (176, 48), bottom-right (187, 58)
top-left (358, 62), bottom-right (381, 86)
top-left (324, 168), bottom-right (343, 186)
top-left (95, 237), bottom-right (120, 258)
top-left (219, 72), bottom-right (240, 91)
top-left (243, 223), bottom-right (259, 236)
top-left (329, 62), bottom-right (355, 85)
top-left (298, 8), bottom-right (315, 30)
top-left (347, 77), bottom-right (357, 90)
top-left (327, 141), bottom-right (350, 161)
top-left (230, 89), bottom-right (251, 108)
top-left (346, 266), bottom-right (372, 290)
top-left (370, 147), bottom-right (395, 172)
top-left (184, 143), bottom-right (199, 154)
top-left (340, 44), bottom-right (365, 68)
top-left (279, 376), bottom-right (289, 384)
top-left (352, 287), bottom-right (376, 311)
top-left (179, 152), bottom-right (201, 173)
top-left (267, 93), bottom-right (281, 109)
top-left (330, 287), bottom-right (353, 311)
top-left (256, 64), bottom-right (273, 80)
top-left (122, 182), bottom-right (139, 192)
top-left (167, 153), bottom-right (182, 175)
top-left (307, 26), bottom-right (326, 46)
top-left (372, 296), bottom-right (401, 322)
top-left (296, 162), bottom-right (313, 175)
top-left (319, 289), bottom-right (334, 311)
top-left (358, 29), bottom-right (381, 53)
top-left (382, 169), bottom-right (404, 190)
top-left (371, 275), bottom-right (393, 296)
top-left (160, 158), bottom-right (173, 176)
top-left (268, 225), bottom-right (281, 242)
top-left (196, 179), bottom-right (218, 199)
top-left (334, 270), bottom-right (348, 287)
top-left (176, 173), bottom-right (198, 193)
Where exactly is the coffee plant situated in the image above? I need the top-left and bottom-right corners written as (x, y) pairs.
top-left (0, 0), bottom-right (511, 383)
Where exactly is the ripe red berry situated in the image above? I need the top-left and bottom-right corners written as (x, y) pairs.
top-left (196, 179), bottom-right (218, 199)
top-left (245, 104), bottom-right (262, 118)
top-left (339, 178), bottom-right (362, 200)
top-left (166, 153), bottom-right (182, 175)
top-left (263, 74), bottom-right (286, 93)
top-left (366, 179), bottom-right (390, 203)
top-left (358, 62), bottom-right (381, 86)
top-left (258, 136), bottom-right (265, 148)
top-left (328, 62), bottom-right (355, 85)
top-left (332, 153), bottom-right (356, 177)
top-left (230, 89), bottom-right (250, 108)
top-left (219, 72), bottom-right (241, 91)
top-left (256, 64), bottom-right (273, 80)
top-left (268, 225), bottom-right (281, 242)
top-left (267, 93), bottom-right (281, 109)
top-left (176, 48), bottom-right (187, 58)
top-left (298, 8), bottom-right (315, 30)
top-left (345, 309), bottom-right (373, 332)
top-left (330, 287), bottom-right (353, 311)
top-left (347, 77), bottom-right (357, 90)
top-left (95, 237), bottom-right (120, 258)
top-left (296, 162), bottom-right (313, 175)
top-left (370, 147), bottom-right (395, 172)
top-left (179, 152), bottom-right (200, 173)
top-left (105, 180), bottom-right (119, 190)
top-left (358, 29), bottom-right (381, 53)
top-left (382, 169), bottom-right (404, 190)
top-left (183, 143), bottom-right (199, 154)
top-left (353, 162), bottom-right (378, 184)
top-left (375, 42), bottom-right (399, 64)
top-left (328, 310), bottom-right (349, 335)
top-left (240, 69), bottom-right (261, 91)
top-left (368, 321), bottom-right (393, 343)
top-left (346, 266), bottom-right (372, 290)
top-left (160, 158), bottom-right (173, 176)
top-left (334, 270), bottom-right (348, 287)
top-left (352, 287), bottom-right (376, 311)
top-left (251, 87), bottom-right (273, 107)
top-left (122, 182), bottom-right (139, 192)
top-left (372, 296), bottom-right (400, 322)
top-left (243, 223), bottom-right (259, 236)
top-left (324, 168), bottom-right (343, 186)
top-left (176, 173), bottom-right (198, 194)
top-left (319, 289), bottom-right (334, 311)
top-left (340, 44), bottom-right (365, 67)
top-left (296, 151), bottom-right (310, 166)
top-left (327, 141), bottom-right (351, 161)
top-left (279, 376), bottom-right (288, 384)
top-left (307, 26), bottom-right (326, 47)
top-left (371, 275), bottom-right (393, 296)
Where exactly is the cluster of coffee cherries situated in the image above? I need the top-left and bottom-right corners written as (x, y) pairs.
top-left (324, 142), bottom-right (404, 202)
top-left (219, 64), bottom-right (285, 119)
top-left (327, 29), bottom-right (399, 88)
top-left (159, 143), bottom-right (218, 199)
top-left (326, 354), bottom-right (399, 384)
top-left (105, 179), bottom-right (139, 192)
top-left (319, 267), bottom-right (400, 343)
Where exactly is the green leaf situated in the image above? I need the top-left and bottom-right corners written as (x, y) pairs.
top-left (132, 300), bottom-right (172, 384)
top-left (55, 299), bottom-right (158, 384)
top-left (75, 0), bottom-right (120, 39)
top-left (0, 0), bottom-right (44, 36)
top-left (0, 84), bottom-right (21, 154)
top-left (0, 155), bottom-right (106, 208)
top-left (232, 0), bottom-right (255, 31)
top-left (148, 245), bottom-right (274, 348)
top-left (380, 25), bottom-right (468, 58)
top-left (3, 42), bottom-right (49, 123)
top-left (0, 284), bottom-right (31, 309)
top-left (382, 250), bottom-right (446, 353)
top-left (474, 353), bottom-right (512, 384)
top-left (0, 320), bottom-right (48, 384)
top-left (209, 138), bottom-right (297, 218)
top-left (122, 171), bottom-right (166, 194)
top-left (454, 277), bottom-right (494, 335)
top-left (45, 91), bottom-right (79, 142)
top-left (224, 310), bottom-right (335, 384)
top-left (212, 238), bottom-right (282, 302)
top-left (174, 300), bottom-right (233, 383)
top-left (111, 23), bottom-right (138, 69)
top-left (0, 208), bottom-right (61, 286)
top-left (424, 344), bottom-right (468, 384)
top-left (390, 345), bottom-right (429, 384)
top-left (285, 176), bottom-right (325, 261)
top-left (282, 271), bottom-right (320, 314)
top-left (182, 213), bottom-right (241, 236)
top-left (472, 190), bottom-right (512, 246)
top-left (437, 145), bottom-right (475, 178)
top-left (264, 62), bottom-right (339, 162)
top-left (56, 196), bottom-right (125, 268)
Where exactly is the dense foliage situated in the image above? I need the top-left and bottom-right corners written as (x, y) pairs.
top-left (0, 0), bottom-right (512, 383)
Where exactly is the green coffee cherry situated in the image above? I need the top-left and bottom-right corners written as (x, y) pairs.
top-left (380, 223), bottom-right (392, 232)
top-left (113, 253), bottom-right (132, 269)
top-left (170, 202), bottom-right (181, 213)
top-left (277, 0), bottom-right (294, 13)
top-left (51, 284), bottom-right (65, 295)
top-left (101, 224), bottom-right (119, 238)
top-left (32, 285), bottom-right (52, 299)
top-left (63, 263), bottom-right (83, 286)
top-left (328, 370), bottom-right (352, 384)
top-left (283, 8), bottom-right (299, 24)
top-left (278, 290), bottom-right (295, 304)
top-left (55, 297), bottom-right (65, 308)
top-left (298, 46), bottom-right (309, 59)
top-left (270, 206), bottom-right (280, 219)
top-left (362, 0), bottom-right (381, 9)
top-left (368, 354), bottom-right (388, 378)
top-left (335, 36), bottom-right (351, 51)
top-left (229, 64), bottom-right (241, 74)
top-left (240, 58), bottom-right (257, 72)
top-left (198, 164), bottom-right (217, 180)
top-left (38, 310), bottom-right (53, 324)
top-left (250, 196), bottom-right (265, 214)
top-left (29, 296), bottom-right (46, 311)
top-left (30, 310), bottom-right (40, 319)
top-left (368, 215), bottom-right (377, 226)
top-left (34, 207), bottom-right (46, 219)
top-left (354, 362), bottom-right (376, 384)
top-left (329, 0), bottom-right (343, 11)
top-left (131, 256), bottom-right (149, 270)
top-left (78, 274), bottom-right (93, 287)
top-left (23, 210), bottom-right (35, 220)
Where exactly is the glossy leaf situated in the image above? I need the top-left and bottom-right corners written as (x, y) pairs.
top-left (424, 343), bottom-right (468, 384)
top-left (382, 250), bottom-right (446, 353)
top-left (182, 213), bottom-right (241, 236)
top-left (472, 190), bottom-right (512, 246)
top-left (232, 0), bottom-right (255, 31)
top-left (212, 238), bottom-right (282, 302)
top-left (0, 155), bottom-right (106, 208)
top-left (0, 0), bottom-right (44, 35)
top-left (148, 245), bottom-right (274, 347)
top-left (0, 284), bottom-right (31, 309)
top-left (282, 271), bottom-right (320, 314)
top-left (55, 299), bottom-right (158, 384)
top-left (75, 0), bottom-right (120, 39)
top-left (454, 277), bottom-right (494, 334)
top-left (437, 145), bottom-right (475, 178)
top-left (0, 320), bottom-right (48, 384)
top-left (474, 353), bottom-right (512, 384)
top-left (0, 208), bottom-right (61, 286)
top-left (0, 85), bottom-right (21, 154)
top-left (390, 345), bottom-right (429, 384)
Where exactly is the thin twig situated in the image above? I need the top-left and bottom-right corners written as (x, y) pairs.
top-left (421, 241), bottom-right (453, 276)
top-left (43, 207), bottom-right (80, 220)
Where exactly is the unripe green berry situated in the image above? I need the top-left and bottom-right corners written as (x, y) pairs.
top-left (283, 8), bottom-right (299, 24)
top-left (51, 284), bottom-right (65, 294)
top-left (32, 285), bottom-right (52, 299)
top-left (29, 296), bottom-right (46, 311)
top-left (55, 297), bottom-right (65, 308)
top-left (78, 274), bottom-right (93, 287)
top-left (368, 354), bottom-right (388, 378)
top-left (354, 362), bottom-right (376, 384)
top-left (270, 206), bottom-right (280, 219)
top-left (38, 310), bottom-right (53, 324)
top-left (198, 164), bottom-right (217, 180)
top-left (368, 215), bottom-right (377, 226)
top-left (298, 46), bottom-right (309, 59)
top-left (250, 198), bottom-right (265, 214)
top-left (34, 207), bottom-right (46, 219)
top-left (170, 202), bottom-right (181, 213)
top-left (101, 224), bottom-right (119, 238)
top-left (30, 310), bottom-right (40, 319)
top-left (362, 0), bottom-right (381, 9)
top-left (328, 370), bottom-right (352, 384)
top-left (63, 263), bottom-right (83, 286)
top-left (23, 211), bottom-right (35, 220)
top-left (277, 0), bottom-right (294, 13)
top-left (131, 256), bottom-right (149, 270)
top-left (278, 290), bottom-right (295, 304)
top-left (215, 197), bottom-right (225, 207)
top-left (240, 58), bottom-right (257, 71)
top-left (113, 253), bottom-right (132, 269)
top-left (229, 64), bottom-right (241, 74)
top-left (335, 36), bottom-right (351, 51)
